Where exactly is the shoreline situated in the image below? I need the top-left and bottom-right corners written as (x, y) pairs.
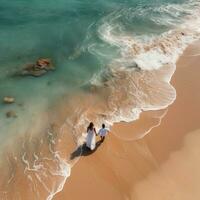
top-left (0, 1), bottom-right (200, 199)
top-left (0, 39), bottom-right (199, 200)
top-left (54, 41), bottom-right (200, 200)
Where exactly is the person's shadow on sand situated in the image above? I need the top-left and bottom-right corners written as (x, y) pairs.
top-left (70, 139), bottom-right (104, 160)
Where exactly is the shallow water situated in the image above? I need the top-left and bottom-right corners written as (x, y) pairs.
top-left (0, 0), bottom-right (198, 140)
top-left (0, 0), bottom-right (200, 199)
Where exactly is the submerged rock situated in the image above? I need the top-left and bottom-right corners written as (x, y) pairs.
top-left (36, 58), bottom-right (52, 69)
top-left (126, 62), bottom-right (141, 71)
top-left (6, 111), bottom-right (17, 118)
top-left (21, 58), bottom-right (54, 77)
top-left (3, 96), bottom-right (15, 104)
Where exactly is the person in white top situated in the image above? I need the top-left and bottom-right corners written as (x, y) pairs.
top-left (98, 124), bottom-right (109, 141)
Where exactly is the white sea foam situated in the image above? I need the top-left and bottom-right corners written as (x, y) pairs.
top-left (3, 2), bottom-right (199, 199)
top-left (46, 1), bottom-right (200, 199)
top-left (87, 0), bottom-right (200, 137)
top-left (97, 14), bottom-right (200, 71)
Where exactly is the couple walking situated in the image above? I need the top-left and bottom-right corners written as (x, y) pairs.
top-left (86, 122), bottom-right (109, 150)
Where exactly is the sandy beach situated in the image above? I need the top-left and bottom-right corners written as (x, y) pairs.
top-left (54, 41), bottom-right (200, 200)
top-left (0, 1), bottom-right (200, 200)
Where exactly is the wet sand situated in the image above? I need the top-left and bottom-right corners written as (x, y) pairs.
top-left (54, 41), bottom-right (200, 200)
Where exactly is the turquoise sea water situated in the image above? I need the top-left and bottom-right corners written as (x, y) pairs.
top-left (0, 0), bottom-right (197, 140)
top-left (0, 0), bottom-right (200, 199)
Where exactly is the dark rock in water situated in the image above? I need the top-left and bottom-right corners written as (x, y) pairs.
top-left (36, 58), bottom-right (52, 69)
top-left (127, 62), bottom-right (141, 71)
top-left (135, 65), bottom-right (141, 72)
top-left (3, 96), bottom-right (15, 104)
top-left (6, 111), bottom-right (17, 118)
top-left (21, 58), bottom-right (54, 77)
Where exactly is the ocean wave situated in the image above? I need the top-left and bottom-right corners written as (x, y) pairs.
top-left (86, 0), bottom-right (200, 131)
top-left (96, 2), bottom-right (200, 69)
top-left (1, 1), bottom-right (200, 199)
top-left (24, 1), bottom-right (200, 198)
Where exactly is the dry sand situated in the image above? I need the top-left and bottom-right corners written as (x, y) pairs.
top-left (54, 41), bottom-right (200, 200)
